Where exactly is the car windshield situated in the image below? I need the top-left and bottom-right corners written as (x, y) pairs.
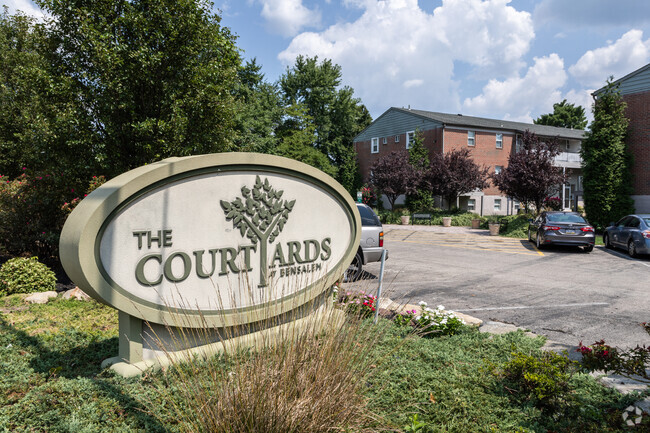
top-left (358, 205), bottom-right (381, 226)
top-left (546, 213), bottom-right (586, 224)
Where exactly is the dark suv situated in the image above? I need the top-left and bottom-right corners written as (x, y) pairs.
top-left (344, 204), bottom-right (388, 281)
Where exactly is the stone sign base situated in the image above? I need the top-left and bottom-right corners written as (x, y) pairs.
top-left (101, 301), bottom-right (344, 377)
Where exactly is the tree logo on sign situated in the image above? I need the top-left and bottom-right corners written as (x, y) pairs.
top-left (220, 176), bottom-right (295, 287)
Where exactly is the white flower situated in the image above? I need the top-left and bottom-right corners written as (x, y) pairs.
top-left (415, 315), bottom-right (421, 321)
top-left (437, 305), bottom-right (445, 311)
top-left (418, 301), bottom-right (428, 307)
top-left (425, 307), bottom-right (434, 313)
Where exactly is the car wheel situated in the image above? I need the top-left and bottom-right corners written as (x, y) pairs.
top-left (583, 245), bottom-right (593, 253)
top-left (628, 240), bottom-right (637, 258)
top-left (535, 233), bottom-right (543, 250)
top-left (344, 252), bottom-right (363, 282)
top-left (603, 233), bottom-right (612, 249)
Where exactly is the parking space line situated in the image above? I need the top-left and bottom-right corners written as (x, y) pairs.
top-left (603, 247), bottom-right (650, 267)
top-left (457, 302), bottom-right (609, 312)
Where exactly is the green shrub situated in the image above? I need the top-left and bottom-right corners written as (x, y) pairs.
top-left (501, 350), bottom-right (578, 414)
top-left (0, 171), bottom-right (102, 260)
top-left (377, 209), bottom-right (483, 226)
top-left (0, 256), bottom-right (56, 296)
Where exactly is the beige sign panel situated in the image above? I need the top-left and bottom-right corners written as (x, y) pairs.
top-left (60, 153), bottom-right (360, 328)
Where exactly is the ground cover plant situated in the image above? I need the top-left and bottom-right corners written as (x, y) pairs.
top-left (0, 290), bottom-right (644, 432)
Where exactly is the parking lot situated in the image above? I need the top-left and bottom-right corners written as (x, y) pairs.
top-left (347, 224), bottom-right (650, 350)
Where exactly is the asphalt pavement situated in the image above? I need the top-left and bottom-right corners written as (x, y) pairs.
top-left (347, 223), bottom-right (650, 351)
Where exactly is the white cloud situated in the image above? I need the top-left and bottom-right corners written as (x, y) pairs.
top-left (258, 0), bottom-right (321, 37)
top-left (569, 30), bottom-right (650, 88)
top-left (278, 0), bottom-right (535, 118)
top-left (3, 0), bottom-right (44, 18)
top-left (403, 79), bottom-right (424, 88)
top-left (431, 0), bottom-right (534, 74)
top-left (463, 54), bottom-right (567, 123)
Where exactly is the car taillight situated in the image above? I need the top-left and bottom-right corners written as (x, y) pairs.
top-left (379, 231), bottom-right (384, 247)
top-left (580, 226), bottom-right (595, 232)
top-left (643, 230), bottom-right (650, 239)
top-left (543, 225), bottom-right (560, 231)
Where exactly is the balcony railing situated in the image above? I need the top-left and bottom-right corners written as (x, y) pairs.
top-left (554, 152), bottom-right (582, 163)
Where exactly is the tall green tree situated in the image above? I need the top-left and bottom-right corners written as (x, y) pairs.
top-left (581, 80), bottom-right (634, 229)
top-left (232, 59), bottom-right (284, 154)
top-left (0, 10), bottom-right (92, 181)
top-left (36, 0), bottom-right (242, 177)
top-left (273, 104), bottom-right (337, 178)
top-left (534, 99), bottom-right (587, 130)
top-left (280, 55), bottom-right (371, 192)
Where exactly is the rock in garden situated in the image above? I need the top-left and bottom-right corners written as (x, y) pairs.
top-left (24, 291), bottom-right (58, 304)
top-left (61, 287), bottom-right (91, 301)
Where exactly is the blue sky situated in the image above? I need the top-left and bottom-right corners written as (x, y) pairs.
top-left (7, 0), bottom-right (650, 124)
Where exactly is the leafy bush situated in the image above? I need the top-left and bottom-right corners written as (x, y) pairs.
top-left (483, 214), bottom-right (533, 238)
top-left (0, 170), bottom-right (76, 259)
top-left (578, 338), bottom-right (650, 384)
top-left (377, 209), bottom-right (483, 226)
top-left (0, 256), bottom-right (56, 296)
top-left (0, 170), bottom-right (104, 260)
top-left (501, 350), bottom-right (578, 414)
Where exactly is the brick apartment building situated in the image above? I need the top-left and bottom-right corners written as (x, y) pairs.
top-left (593, 63), bottom-right (650, 213)
top-left (353, 107), bottom-right (586, 215)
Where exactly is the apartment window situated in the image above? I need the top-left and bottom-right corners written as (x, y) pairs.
top-left (496, 133), bottom-right (503, 149)
top-left (468, 131), bottom-right (475, 146)
top-left (494, 198), bottom-right (502, 211)
top-left (382, 137), bottom-right (387, 144)
top-left (578, 176), bottom-right (584, 191)
top-left (514, 200), bottom-right (520, 212)
top-left (516, 136), bottom-right (522, 152)
top-left (467, 199), bottom-right (476, 211)
top-left (494, 165), bottom-right (503, 175)
top-left (406, 131), bottom-right (415, 149)
top-left (371, 138), bottom-right (379, 153)
top-left (395, 135), bottom-right (400, 142)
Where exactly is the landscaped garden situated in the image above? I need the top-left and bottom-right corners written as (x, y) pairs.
top-left (1, 281), bottom-right (647, 432)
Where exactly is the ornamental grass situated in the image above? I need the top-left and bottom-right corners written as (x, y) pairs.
top-left (141, 273), bottom-right (392, 433)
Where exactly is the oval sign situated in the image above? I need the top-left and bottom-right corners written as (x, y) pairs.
top-left (60, 153), bottom-right (361, 327)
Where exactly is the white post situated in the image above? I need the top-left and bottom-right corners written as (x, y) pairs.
top-left (374, 249), bottom-right (387, 324)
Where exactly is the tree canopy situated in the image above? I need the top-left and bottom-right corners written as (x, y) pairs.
top-left (581, 80), bottom-right (634, 229)
top-left (280, 55), bottom-right (371, 192)
top-left (534, 99), bottom-right (587, 130)
top-left (425, 148), bottom-right (489, 210)
top-left (491, 130), bottom-right (566, 213)
top-left (370, 151), bottom-right (418, 209)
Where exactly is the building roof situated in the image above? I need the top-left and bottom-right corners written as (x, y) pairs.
top-left (391, 107), bottom-right (586, 140)
top-left (593, 62), bottom-right (650, 97)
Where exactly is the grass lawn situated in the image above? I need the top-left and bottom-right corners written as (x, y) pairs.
top-left (0, 294), bottom-right (645, 432)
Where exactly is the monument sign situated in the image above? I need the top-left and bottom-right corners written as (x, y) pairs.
top-left (60, 153), bottom-right (360, 375)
